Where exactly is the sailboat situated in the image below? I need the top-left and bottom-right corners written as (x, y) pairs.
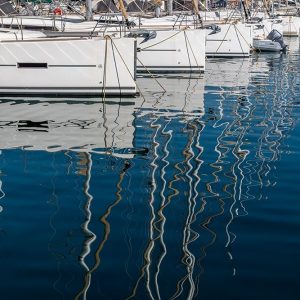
top-left (0, 1), bottom-right (206, 75)
top-left (0, 1), bottom-right (137, 96)
top-left (0, 34), bottom-right (137, 96)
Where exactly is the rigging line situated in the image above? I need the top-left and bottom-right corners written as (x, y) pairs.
top-left (184, 31), bottom-right (201, 72)
top-left (224, 6), bottom-right (242, 24)
top-left (234, 24), bottom-right (247, 55)
top-left (136, 57), bottom-right (166, 93)
top-left (214, 22), bottom-right (233, 55)
top-left (173, 1), bottom-right (198, 15)
top-left (140, 29), bottom-right (185, 51)
top-left (111, 39), bottom-right (122, 102)
top-left (111, 38), bottom-right (147, 103)
top-left (183, 30), bottom-right (192, 72)
top-left (101, 36), bottom-right (108, 104)
top-left (233, 23), bottom-right (253, 49)
top-left (101, 37), bottom-right (109, 150)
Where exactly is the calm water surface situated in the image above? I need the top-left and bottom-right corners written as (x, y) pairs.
top-left (0, 38), bottom-right (300, 300)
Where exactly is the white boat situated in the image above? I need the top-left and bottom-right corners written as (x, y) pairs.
top-left (129, 15), bottom-right (251, 58)
top-left (205, 23), bottom-right (252, 57)
top-left (252, 38), bottom-right (282, 51)
top-left (248, 17), bottom-right (287, 52)
top-left (252, 28), bottom-right (287, 52)
top-left (129, 28), bottom-right (205, 74)
top-left (252, 39), bottom-right (285, 52)
top-left (0, 34), bottom-right (137, 96)
top-left (0, 15), bottom-right (206, 75)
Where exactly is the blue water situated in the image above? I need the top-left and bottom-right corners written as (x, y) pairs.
top-left (1, 38), bottom-right (300, 300)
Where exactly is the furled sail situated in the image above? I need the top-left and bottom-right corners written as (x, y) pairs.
top-left (92, 0), bottom-right (156, 13)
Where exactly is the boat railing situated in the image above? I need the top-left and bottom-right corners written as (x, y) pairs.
top-left (90, 13), bottom-right (127, 38)
top-left (173, 13), bottom-right (201, 29)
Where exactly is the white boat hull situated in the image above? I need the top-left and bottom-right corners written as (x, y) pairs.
top-left (0, 37), bottom-right (137, 96)
top-left (136, 29), bottom-right (205, 74)
top-left (205, 23), bottom-right (252, 57)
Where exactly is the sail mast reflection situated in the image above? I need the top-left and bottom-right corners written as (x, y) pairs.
top-left (128, 77), bottom-right (205, 300)
top-left (0, 150), bottom-right (4, 214)
top-left (75, 156), bottom-right (130, 300)
top-left (77, 152), bottom-right (96, 300)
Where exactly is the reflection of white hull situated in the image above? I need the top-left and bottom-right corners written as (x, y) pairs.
top-left (136, 29), bottom-right (205, 74)
top-left (205, 23), bottom-right (252, 57)
top-left (137, 77), bottom-right (205, 118)
top-left (253, 39), bottom-right (283, 52)
top-left (0, 36), bottom-right (136, 96)
top-left (205, 58), bottom-right (250, 87)
top-left (0, 100), bottom-right (141, 157)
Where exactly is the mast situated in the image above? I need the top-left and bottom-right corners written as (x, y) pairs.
top-left (240, 0), bottom-right (249, 22)
top-left (86, 0), bottom-right (93, 21)
top-left (192, 0), bottom-right (203, 26)
top-left (167, 0), bottom-right (173, 15)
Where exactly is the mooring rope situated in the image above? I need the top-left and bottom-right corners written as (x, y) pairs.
top-left (110, 37), bottom-right (147, 102)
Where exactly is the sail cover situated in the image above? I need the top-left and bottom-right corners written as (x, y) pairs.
top-left (0, 0), bottom-right (15, 15)
top-left (92, 0), bottom-right (151, 13)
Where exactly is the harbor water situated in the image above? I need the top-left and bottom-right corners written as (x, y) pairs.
top-left (0, 38), bottom-right (300, 300)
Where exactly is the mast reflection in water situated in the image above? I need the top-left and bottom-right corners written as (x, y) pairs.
top-left (0, 38), bottom-right (300, 300)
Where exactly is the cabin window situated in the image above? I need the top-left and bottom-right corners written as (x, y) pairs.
top-left (17, 63), bottom-right (48, 69)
